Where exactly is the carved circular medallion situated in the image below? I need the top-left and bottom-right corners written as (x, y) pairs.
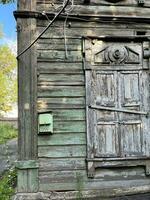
top-left (104, 45), bottom-right (128, 64)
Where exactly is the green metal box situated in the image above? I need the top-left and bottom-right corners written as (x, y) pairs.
top-left (38, 113), bottom-right (53, 134)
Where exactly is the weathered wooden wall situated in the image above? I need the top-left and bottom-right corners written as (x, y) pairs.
top-left (16, 0), bottom-right (150, 198)
top-left (36, 17), bottom-right (150, 196)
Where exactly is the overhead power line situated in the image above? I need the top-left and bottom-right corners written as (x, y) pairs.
top-left (17, 0), bottom-right (70, 59)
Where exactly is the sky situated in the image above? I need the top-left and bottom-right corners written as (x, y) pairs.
top-left (0, 2), bottom-right (17, 52)
top-left (0, 2), bottom-right (17, 117)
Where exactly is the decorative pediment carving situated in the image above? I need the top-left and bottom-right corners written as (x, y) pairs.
top-left (94, 45), bottom-right (140, 65)
top-left (105, 0), bottom-right (124, 2)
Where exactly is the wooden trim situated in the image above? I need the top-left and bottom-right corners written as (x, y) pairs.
top-left (17, 0), bottom-right (38, 193)
top-left (14, 10), bottom-right (150, 23)
top-left (16, 160), bottom-right (39, 169)
top-left (86, 159), bottom-right (150, 176)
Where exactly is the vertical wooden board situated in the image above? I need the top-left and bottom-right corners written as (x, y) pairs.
top-left (17, 169), bottom-right (28, 192)
top-left (96, 72), bottom-right (117, 106)
top-left (120, 123), bottom-right (143, 157)
top-left (95, 123), bottom-right (119, 157)
top-left (17, 17), bottom-right (37, 161)
top-left (27, 169), bottom-right (39, 192)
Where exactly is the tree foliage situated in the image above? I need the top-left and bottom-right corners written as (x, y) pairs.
top-left (0, 45), bottom-right (17, 113)
top-left (0, 0), bottom-right (15, 4)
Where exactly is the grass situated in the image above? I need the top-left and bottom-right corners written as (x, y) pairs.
top-left (0, 168), bottom-right (17, 200)
top-left (0, 123), bottom-right (17, 144)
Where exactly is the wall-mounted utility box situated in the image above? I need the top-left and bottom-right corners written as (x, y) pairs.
top-left (38, 113), bottom-right (53, 134)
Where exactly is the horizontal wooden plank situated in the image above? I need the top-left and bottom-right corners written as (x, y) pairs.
top-left (36, 0), bottom-right (150, 7)
top-left (39, 167), bottom-right (146, 184)
top-left (37, 20), bottom-right (150, 29)
top-left (53, 121), bottom-right (86, 133)
top-left (38, 133), bottom-right (86, 146)
top-left (39, 170), bottom-right (87, 183)
top-left (36, 5), bottom-right (150, 17)
top-left (38, 158), bottom-right (86, 171)
top-left (37, 107), bottom-right (85, 120)
top-left (37, 49), bottom-right (82, 61)
top-left (38, 86), bottom-right (85, 97)
top-left (16, 160), bottom-right (39, 169)
top-left (37, 38), bottom-right (82, 50)
top-left (39, 179), bottom-right (150, 192)
top-left (38, 73), bottom-right (85, 86)
top-left (38, 145), bottom-right (86, 158)
top-left (37, 26), bottom-right (133, 38)
top-left (37, 62), bottom-right (84, 74)
top-left (37, 98), bottom-right (85, 109)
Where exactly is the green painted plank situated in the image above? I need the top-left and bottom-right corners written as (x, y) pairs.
top-left (37, 98), bottom-right (85, 109)
top-left (16, 160), bottom-right (39, 169)
top-left (38, 133), bottom-right (86, 146)
top-left (18, 170), bottom-right (28, 192)
top-left (38, 74), bottom-right (84, 82)
top-left (27, 169), bottom-right (39, 192)
top-left (38, 158), bottom-right (86, 171)
top-left (39, 179), bottom-right (150, 192)
top-left (37, 107), bottom-right (85, 120)
top-left (38, 145), bottom-right (86, 158)
top-left (53, 121), bottom-right (86, 133)
top-left (38, 86), bottom-right (85, 97)
top-left (17, 169), bottom-right (39, 192)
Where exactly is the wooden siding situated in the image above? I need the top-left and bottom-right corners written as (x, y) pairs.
top-left (37, 16), bottom-right (150, 194)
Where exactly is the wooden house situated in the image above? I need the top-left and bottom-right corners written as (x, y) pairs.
top-left (14, 0), bottom-right (150, 199)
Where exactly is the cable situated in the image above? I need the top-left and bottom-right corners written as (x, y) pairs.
top-left (17, 0), bottom-right (70, 59)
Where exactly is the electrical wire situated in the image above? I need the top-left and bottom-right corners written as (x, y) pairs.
top-left (17, 0), bottom-right (70, 59)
